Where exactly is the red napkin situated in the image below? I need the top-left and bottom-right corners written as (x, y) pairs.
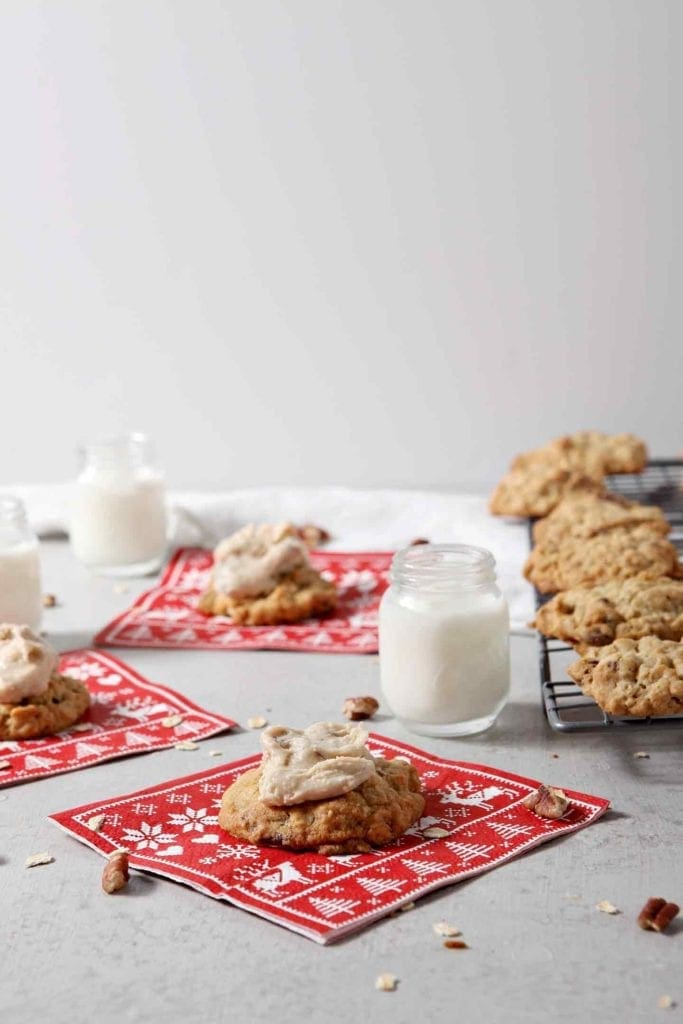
top-left (0, 650), bottom-right (235, 788)
top-left (50, 734), bottom-right (609, 943)
top-left (95, 548), bottom-right (391, 653)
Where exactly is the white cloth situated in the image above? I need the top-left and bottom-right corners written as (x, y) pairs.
top-left (6, 484), bottom-right (535, 633)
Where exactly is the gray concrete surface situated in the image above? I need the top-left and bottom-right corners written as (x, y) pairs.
top-left (2, 541), bottom-right (681, 1024)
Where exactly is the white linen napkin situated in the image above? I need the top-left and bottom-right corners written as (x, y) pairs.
top-left (6, 484), bottom-right (535, 633)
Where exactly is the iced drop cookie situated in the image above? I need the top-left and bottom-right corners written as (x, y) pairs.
top-left (198, 522), bottom-right (337, 626)
top-left (0, 624), bottom-right (90, 740)
top-left (219, 722), bottom-right (425, 855)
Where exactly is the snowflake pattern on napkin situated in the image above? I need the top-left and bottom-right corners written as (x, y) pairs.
top-left (50, 734), bottom-right (609, 943)
top-left (0, 650), bottom-right (235, 787)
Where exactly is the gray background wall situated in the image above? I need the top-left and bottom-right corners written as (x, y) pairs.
top-left (1, 0), bottom-right (680, 490)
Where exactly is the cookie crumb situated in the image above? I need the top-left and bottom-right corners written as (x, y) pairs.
top-left (70, 722), bottom-right (93, 732)
top-left (208, 750), bottom-right (223, 757)
top-left (433, 921), bottom-right (461, 937)
top-left (87, 814), bottom-right (106, 833)
top-left (247, 716), bottom-right (268, 729)
top-left (400, 902), bottom-right (415, 912)
top-left (422, 827), bottom-right (449, 839)
top-left (0, 759), bottom-right (11, 771)
top-left (596, 900), bottom-right (620, 915)
top-left (161, 714), bottom-right (184, 728)
top-left (42, 593), bottom-right (57, 608)
top-left (113, 583), bottom-right (129, 594)
top-left (375, 973), bottom-right (398, 992)
top-left (633, 751), bottom-right (650, 759)
top-left (658, 996), bottom-right (675, 1010)
top-left (174, 740), bottom-right (199, 751)
top-left (25, 852), bottom-right (54, 868)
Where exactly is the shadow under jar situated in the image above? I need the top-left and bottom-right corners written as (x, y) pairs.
top-left (379, 544), bottom-right (510, 737)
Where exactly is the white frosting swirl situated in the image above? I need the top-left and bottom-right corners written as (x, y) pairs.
top-left (0, 624), bottom-right (59, 704)
top-left (212, 523), bottom-right (309, 599)
top-left (258, 722), bottom-right (377, 806)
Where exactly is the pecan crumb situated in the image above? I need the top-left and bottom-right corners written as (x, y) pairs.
top-left (247, 716), bottom-right (268, 729)
top-left (638, 898), bottom-right (680, 933)
top-left (443, 939), bottom-right (469, 949)
top-left (409, 538), bottom-right (430, 546)
top-left (343, 696), bottom-right (379, 721)
top-left (42, 593), bottom-right (57, 608)
top-left (375, 973), bottom-right (398, 992)
top-left (87, 814), bottom-right (106, 833)
top-left (433, 922), bottom-right (461, 937)
top-left (523, 784), bottom-right (570, 819)
top-left (102, 850), bottom-right (129, 894)
top-left (25, 852), bottom-right (54, 868)
top-left (161, 714), bottom-right (184, 728)
top-left (596, 900), bottom-right (620, 915)
top-left (297, 524), bottom-right (331, 548)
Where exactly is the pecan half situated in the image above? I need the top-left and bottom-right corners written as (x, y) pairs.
top-left (638, 897), bottom-right (680, 932)
top-left (522, 784), bottom-right (570, 819)
top-left (342, 696), bottom-right (379, 721)
top-left (297, 524), bottom-right (331, 548)
top-left (102, 850), bottom-right (129, 894)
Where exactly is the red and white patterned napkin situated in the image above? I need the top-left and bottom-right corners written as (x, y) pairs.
top-left (95, 548), bottom-right (391, 653)
top-left (0, 650), bottom-right (235, 788)
top-left (50, 734), bottom-right (609, 943)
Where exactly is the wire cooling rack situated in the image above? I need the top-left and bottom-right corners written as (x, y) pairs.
top-left (532, 459), bottom-right (683, 731)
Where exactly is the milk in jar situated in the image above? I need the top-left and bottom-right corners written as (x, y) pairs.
top-left (70, 433), bottom-right (167, 576)
top-left (0, 496), bottom-right (43, 631)
top-left (379, 544), bottom-right (510, 736)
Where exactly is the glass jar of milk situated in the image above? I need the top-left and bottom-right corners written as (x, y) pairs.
top-left (379, 544), bottom-right (510, 737)
top-left (0, 495), bottom-right (43, 630)
top-left (70, 433), bottom-right (167, 576)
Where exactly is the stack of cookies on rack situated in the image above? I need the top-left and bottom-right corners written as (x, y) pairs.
top-left (491, 431), bottom-right (683, 718)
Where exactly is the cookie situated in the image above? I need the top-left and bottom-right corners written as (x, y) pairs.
top-left (198, 564), bottom-right (337, 625)
top-left (489, 464), bottom-right (603, 518)
top-left (219, 757), bottom-right (425, 855)
top-left (567, 636), bottom-right (683, 717)
top-left (512, 431), bottom-right (647, 476)
top-left (490, 431), bottom-right (647, 517)
top-left (532, 492), bottom-right (669, 545)
top-left (531, 577), bottom-right (683, 649)
top-left (0, 673), bottom-right (90, 741)
top-left (524, 525), bottom-right (682, 595)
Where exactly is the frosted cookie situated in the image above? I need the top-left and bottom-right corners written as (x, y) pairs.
top-left (567, 636), bottom-right (683, 717)
top-left (532, 492), bottom-right (669, 545)
top-left (531, 577), bottom-right (683, 650)
top-left (198, 522), bottom-right (337, 625)
top-left (523, 526), bottom-right (681, 595)
top-left (0, 625), bottom-right (90, 740)
top-left (218, 722), bottom-right (425, 854)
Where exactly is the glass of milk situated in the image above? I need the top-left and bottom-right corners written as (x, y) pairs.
top-left (379, 544), bottom-right (510, 737)
top-left (70, 433), bottom-right (167, 576)
top-left (0, 495), bottom-right (43, 631)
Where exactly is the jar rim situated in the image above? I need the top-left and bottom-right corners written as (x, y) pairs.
top-left (391, 543), bottom-right (496, 590)
top-left (78, 432), bottom-right (153, 465)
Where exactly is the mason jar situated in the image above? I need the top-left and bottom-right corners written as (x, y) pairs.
top-left (379, 544), bottom-right (510, 737)
top-left (0, 495), bottom-right (43, 630)
top-left (70, 433), bottom-right (167, 576)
